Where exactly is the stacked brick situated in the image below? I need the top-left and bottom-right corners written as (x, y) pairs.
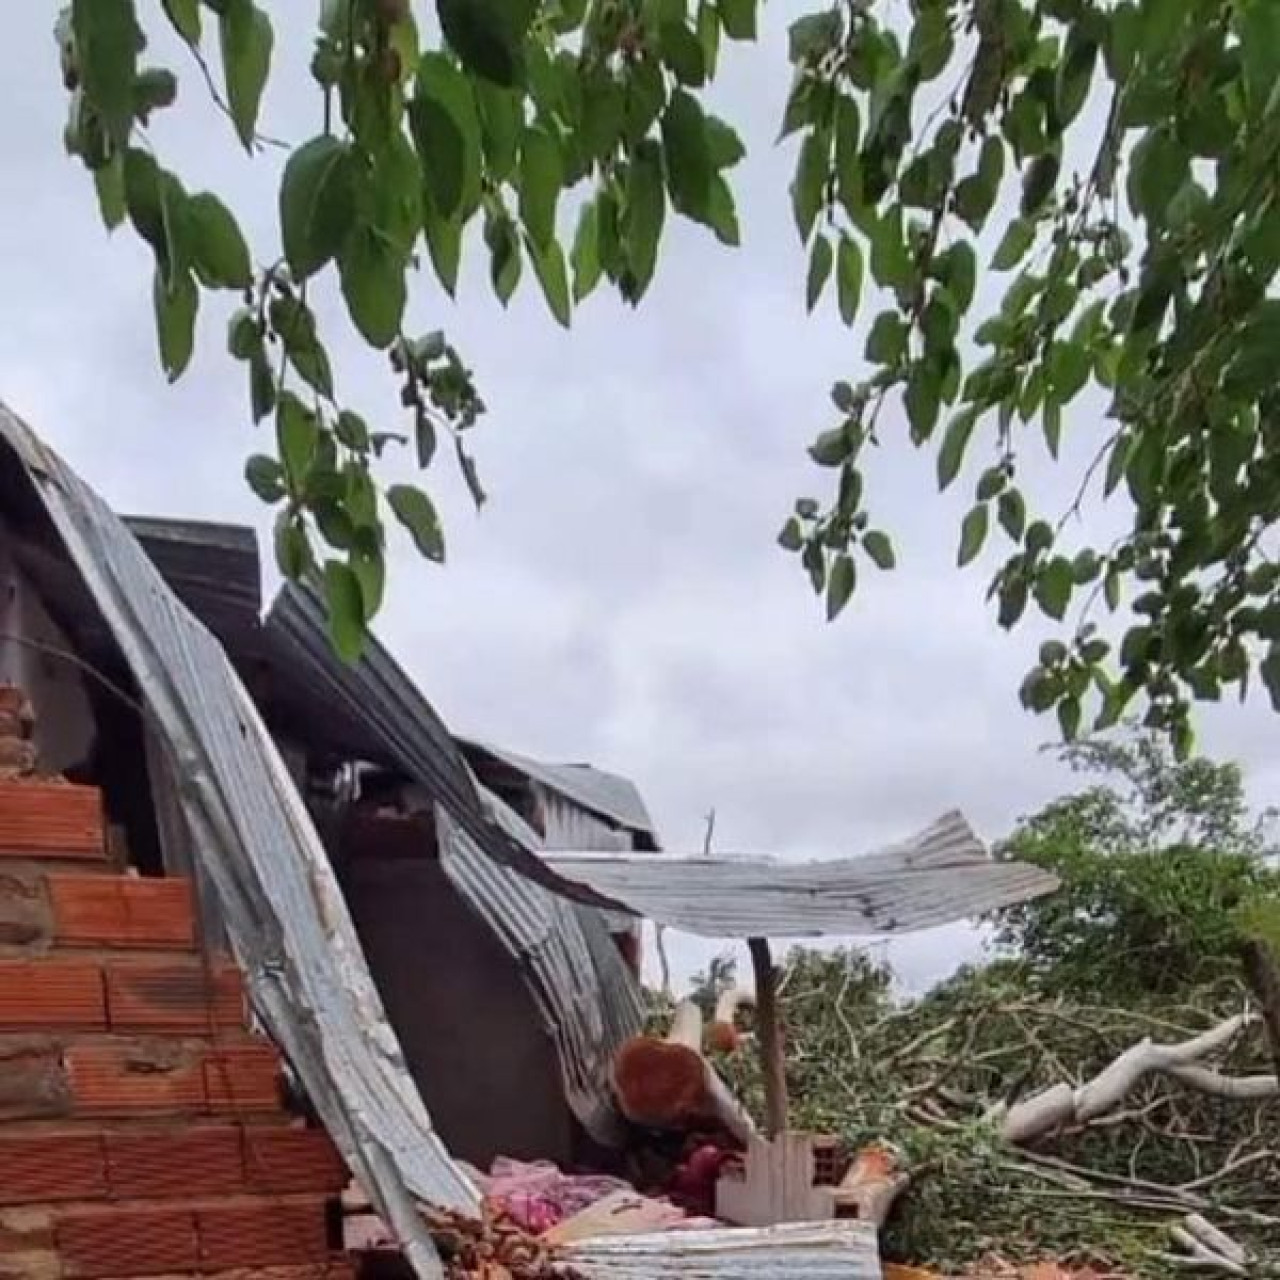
top-left (0, 690), bottom-right (352, 1280)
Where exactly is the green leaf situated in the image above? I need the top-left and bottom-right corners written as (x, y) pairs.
top-left (474, 81), bottom-right (521, 180)
top-left (571, 199), bottom-right (601, 302)
top-left (152, 264), bottom-right (197, 382)
top-left (1057, 695), bottom-right (1082, 740)
top-left (93, 154), bottom-right (127, 231)
top-left (1020, 152), bottom-right (1059, 217)
top-left (1047, 339), bottom-right (1091, 404)
top-left (72, 0), bottom-right (141, 147)
top-left (274, 513), bottom-right (310, 581)
top-left (338, 228), bottom-right (406, 348)
top-left (435, 0), bottom-right (534, 87)
top-left (905, 365), bottom-right (941, 441)
top-left (518, 126), bottom-right (562, 248)
top-left (249, 352), bottom-right (275, 422)
top-left (132, 68), bottom-right (178, 122)
top-left (706, 115), bottom-right (746, 169)
top-left (863, 530), bottom-right (895, 570)
top-left (369, 130), bottom-right (423, 254)
top-left (806, 235), bottom-right (833, 311)
top-left (660, 20), bottom-right (706, 86)
top-left (269, 297), bottom-right (333, 398)
top-left (187, 192), bottom-right (252, 289)
top-left (778, 517), bottom-right (805, 551)
top-left (936, 242), bottom-right (976, 312)
top-left (279, 135), bottom-right (354, 279)
top-left (625, 141), bottom-right (666, 296)
top-left (1127, 126), bottom-right (1189, 224)
top-left (485, 210), bottom-right (522, 304)
top-left (827, 554), bottom-right (856, 620)
top-left (324, 560), bottom-right (367, 662)
top-left (791, 130), bottom-right (828, 240)
top-left (1035, 557), bottom-right (1074, 621)
top-left (1056, 29), bottom-right (1097, 127)
top-left (957, 505), bottom-right (989, 567)
top-left (866, 311), bottom-right (907, 364)
top-left (705, 175), bottom-right (740, 246)
top-left (219, 0), bottom-right (273, 150)
top-left (1262, 645), bottom-right (1280, 712)
top-left (869, 206), bottom-right (911, 289)
top-left (661, 90), bottom-right (713, 221)
top-left (411, 52), bottom-right (482, 219)
top-left (276, 392), bottom-right (318, 490)
top-left (335, 410), bottom-right (370, 452)
top-left (998, 489), bottom-right (1026, 540)
top-left (422, 202), bottom-right (462, 295)
top-left (528, 234), bottom-right (572, 327)
top-left (937, 407), bottom-right (979, 490)
top-left (227, 308), bottom-right (260, 360)
top-left (718, 0), bottom-right (756, 39)
top-left (161, 0), bottom-right (201, 43)
top-left (245, 454), bottom-right (285, 503)
top-left (836, 235), bottom-right (862, 325)
top-left (387, 483), bottom-right (445, 562)
top-left (789, 11), bottom-right (841, 64)
top-left (954, 137), bottom-right (1004, 231)
top-left (992, 217), bottom-right (1035, 271)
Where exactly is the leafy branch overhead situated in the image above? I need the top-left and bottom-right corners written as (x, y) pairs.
top-left (58, 0), bottom-right (751, 659)
top-left (54, 0), bottom-right (1280, 754)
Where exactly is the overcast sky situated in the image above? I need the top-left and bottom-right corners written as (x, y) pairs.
top-left (4, 3), bottom-right (1278, 992)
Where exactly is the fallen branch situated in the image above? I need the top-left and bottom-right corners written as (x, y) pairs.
top-left (995, 1012), bottom-right (1276, 1144)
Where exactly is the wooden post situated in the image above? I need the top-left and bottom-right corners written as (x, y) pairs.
top-left (747, 935), bottom-right (788, 1137)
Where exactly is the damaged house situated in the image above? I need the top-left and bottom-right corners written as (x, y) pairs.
top-left (0, 403), bottom-right (1057, 1280)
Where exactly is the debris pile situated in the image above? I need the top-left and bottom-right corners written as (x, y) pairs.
top-left (682, 950), bottom-right (1280, 1278)
top-left (422, 1205), bottom-right (587, 1280)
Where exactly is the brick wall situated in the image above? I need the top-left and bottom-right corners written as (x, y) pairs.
top-left (0, 755), bottom-right (352, 1280)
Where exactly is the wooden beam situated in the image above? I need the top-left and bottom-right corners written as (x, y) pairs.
top-left (747, 936), bottom-right (788, 1136)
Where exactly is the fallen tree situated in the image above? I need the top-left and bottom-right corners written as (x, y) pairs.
top-left (683, 952), bottom-right (1280, 1278)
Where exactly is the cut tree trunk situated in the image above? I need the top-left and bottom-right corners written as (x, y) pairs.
top-left (748, 937), bottom-right (788, 1137)
top-left (1240, 938), bottom-right (1280, 1079)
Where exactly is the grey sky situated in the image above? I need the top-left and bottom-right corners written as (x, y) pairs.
top-left (4, 3), bottom-right (1277, 992)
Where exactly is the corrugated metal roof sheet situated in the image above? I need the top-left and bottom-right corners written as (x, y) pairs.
top-left (0, 405), bottom-right (467, 1279)
top-left (460, 738), bottom-right (657, 838)
top-left (437, 802), bottom-right (643, 1145)
top-left (262, 585), bottom-right (645, 1139)
top-left (542, 811), bottom-right (1060, 938)
top-left (122, 516), bottom-right (263, 651)
top-left (561, 1221), bottom-right (879, 1277)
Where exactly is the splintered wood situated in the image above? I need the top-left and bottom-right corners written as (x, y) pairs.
top-left (423, 1206), bottom-right (587, 1280)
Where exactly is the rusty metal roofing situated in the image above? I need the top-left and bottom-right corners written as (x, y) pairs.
top-left (561, 1220), bottom-right (880, 1277)
top-left (541, 811), bottom-right (1060, 938)
top-left (0, 405), bottom-right (467, 1279)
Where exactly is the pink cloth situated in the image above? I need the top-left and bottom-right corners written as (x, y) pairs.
top-left (481, 1158), bottom-right (633, 1234)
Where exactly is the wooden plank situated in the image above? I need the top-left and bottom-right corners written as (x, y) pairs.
top-left (0, 784), bottom-right (104, 862)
